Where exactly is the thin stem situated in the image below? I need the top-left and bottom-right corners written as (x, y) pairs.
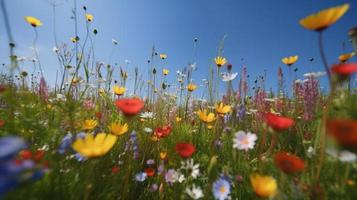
top-left (318, 31), bottom-right (331, 85)
top-left (33, 28), bottom-right (44, 77)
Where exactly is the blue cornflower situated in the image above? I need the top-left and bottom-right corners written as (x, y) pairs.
top-left (58, 132), bottom-right (73, 154)
top-left (212, 177), bottom-right (231, 200)
top-left (0, 136), bottom-right (26, 161)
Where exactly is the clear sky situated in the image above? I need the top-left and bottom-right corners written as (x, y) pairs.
top-left (1, 0), bottom-right (356, 95)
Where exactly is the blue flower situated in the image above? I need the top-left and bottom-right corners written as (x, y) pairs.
top-left (135, 172), bottom-right (147, 182)
top-left (58, 133), bottom-right (73, 154)
top-left (212, 177), bottom-right (231, 200)
top-left (0, 136), bottom-right (26, 161)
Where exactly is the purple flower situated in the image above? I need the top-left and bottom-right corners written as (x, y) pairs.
top-left (58, 133), bottom-right (73, 154)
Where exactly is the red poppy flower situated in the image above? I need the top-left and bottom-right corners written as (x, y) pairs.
top-left (175, 143), bottom-right (196, 158)
top-left (19, 150), bottom-right (32, 160)
top-left (144, 167), bottom-right (155, 177)
top-left (154, 125), bottom-right (172, 139)
top-left (274, 152), bottom-right (305, 174)
top-left (264, 112), bottom-right (294, 131)
top-left (0, 119), bottom-right (5, 127)
top-left (115, 98), bottom-right (144, 116)
top-left (111, 166), bottom-right (120, 174)
top-left (327, 119), bottom-right (357, 148)
top-left (331, 63), bottom-right (357, 75)
top-left (33, 150), bottom-right (45, 162)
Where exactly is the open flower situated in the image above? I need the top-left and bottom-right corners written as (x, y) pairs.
top-left (159, 54), bottom-right (167, 59)
top-left (153, 125), bottom-right (172, 139)
top-left (185, 185), bottom-right (204, 199)
top-left (187, 83), bottom-right (197, 92)
top-left (250, 174), bottom-right (277, 198)
top-left (274, 152), bottom-right (305, 174)
top-left (281, 56), bottom-right (298, 66)
top-left (221, 72), bottom-right (238, 82)
top-left (264, 112), bottom-right (294, 132)
top-left (82, 119), bottom-right (98, 131)
top-left (214, 56), bottom-right (227, 67)
top-left (339, 52), bottom-right (355, 63)
top-left (327, 119), bottom-right (357, 149)
top-left (24, 16), bottom-right (42, 27)
top-left (299, 4), bottom-right (350, 31)
top-left (108, 122), bottom-right (128, 136)
top-left (212, 177), bottom-right (231, 200)
top-left (72, 133), bottom-right (117, 158)
top-left (215, 103), bottom-right (231, 116)
top-left (85, 13), bottom-right (93, 22)
top-left (163, 69), bottom-right (169, 75)
top-left (113, 86), bottom-right (126, 96)
top-left (331, 63), bottom-right (357, 75)
top-left (197, 109), bottom-right (216, 123)
top-left (176, 143), bottom-right (196, 158)
top-left (115, 98), bottom-right (144, 116)
top-left (233, 131), bottom-right (257, 151)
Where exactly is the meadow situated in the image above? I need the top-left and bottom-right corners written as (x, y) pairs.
top-left (0, 1), bottom-right (357, 200)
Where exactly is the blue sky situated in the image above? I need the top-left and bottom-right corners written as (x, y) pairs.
top-left (1, 0), bottom-right (356, 96)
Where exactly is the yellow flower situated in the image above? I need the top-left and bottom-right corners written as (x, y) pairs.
top-left (197, 109), bottom-right (216, 123)
top-left (113, 86), bottom-right (126, 96)
top-left (250, 174), bottom-right (277, 198)
top-left (207, 125), bottom-right (213, 129)
top-left (175, 117), bottom-right (182, 122)
top-left (82, 119), bottom-right (98, 131)
top-left (339, 52), bottom-right (355, 63)
top-left (214, 56), bottom-right (227, 67)
top-left (299, 4), bottom-right (350, 31)
top-left (159, 54), bottom-right (167, 59)
top-left (163, 69), bottom-right (169, 75)
top-left (71, 37), bottom-right (79, 43)
top-left (72, 133), bottom-right (117, 158)
top-left (281, 55), bottom-right (298, 66)
top-left (108, 122), bottom-right (128, 136)
top-left (160, 151), bottom-right (167, 159)
top-left (215, 102), bottom-right (231, 115)
top-left (71, 77), bottom-right (80, 85)
top-left (187, 83), bottom-right (197, 92)
top-left (99, 88), bottom-right (106, 97)
top-left (85, 13), bottom-right (93, 22)
top-left (24, 16), bottom-right (42, 27)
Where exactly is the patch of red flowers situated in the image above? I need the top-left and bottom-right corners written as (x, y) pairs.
top-left (154, 125), bottom-right (172, 139)
top-left (115, 98), bottom-right (144, 116)
top-left (331, 63), bottom-right (357, 75)
top-left (274, 152), bottom-right (305, 174)
top-left (264, 112), bottom-right (294, 131)
top-left (111, 166), bottom-right (120, 174)
top-left (175, 142), bottom-right (196, 158)
top-left (326, 119), bottom-right (357, 148)
top-left (144, 167), bottom-right (155, 177)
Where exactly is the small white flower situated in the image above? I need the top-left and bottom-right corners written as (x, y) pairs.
top-left (221, 72), bottom-right (238, 82)
top-left (140, 112), bottom-right (155, 119)
top-left (165, 169), bottom-right (185, 184)
top-left (303, 71), bottom-right (326, 78)
top-left (185, 185), bottom-right (204, 199)
top-left (326, 148), bottom-right (357, 163)
top-left (53, 46), bottom-right (59, 53)
top-left (181, 159), bottom-right (200, 179)
top-left (143, 127), bottom-right (153, 134)
top-left (233, 131), bottom-right (257, 151)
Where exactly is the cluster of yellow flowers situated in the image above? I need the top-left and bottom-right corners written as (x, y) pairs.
top-left (197, 102), bottom-right (232, 128)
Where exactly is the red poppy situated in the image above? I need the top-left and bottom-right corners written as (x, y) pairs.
top-left (327, 119), bottom-right (357, 148)
top-left (19, 150), bottom-right (32, 160)
top-left (264, 112), bottom-right (294, 131)
top-left (274, 152), bottom-right (305, 174)
top-left (33, 150), bottom-right (45, 162)
top-left (175, 143), bottom-right (196, 158)
top-left (111, 166), bottom-right (120, 174)
top-left (115, 98), bottom-right (144, 116)
top-left (0, 119), bottom-right (5, 127)
top-left (331, 63), bottom-right (357, 75)
top-left (154, 125), bottom-right (172, 139)
top-left (95, 111), bottom-right (102, 119)
top-left (144, 167), bottom-right (155, 177)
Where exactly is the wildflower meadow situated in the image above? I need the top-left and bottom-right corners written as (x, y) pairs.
top-left (0, 1), bottom-right (357, 199)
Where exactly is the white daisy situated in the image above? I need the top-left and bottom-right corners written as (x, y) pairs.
top-left (221, 72), bottom-right (238, 82)
top-left (181, 159), bottom-right (200, 179)
top-left (233, 131), bottom-right (257, 151)
top-left (185, 185), bottom-right (204, 199)
top-left (140, 112), bottom-right (155, 119)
